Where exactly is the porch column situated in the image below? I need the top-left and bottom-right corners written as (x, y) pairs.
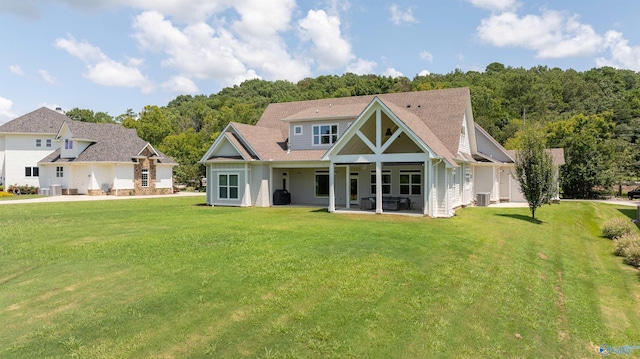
top-left (243, 163), bottom-right (251, 206)
top-left (375, 161), bottom-right (382, 214)
top-left (329, 161), bottom-right (335, 213)
top-left (345, 164), bottom-right (350, 209)
top-left (423, 160), bottom-right (429, 216)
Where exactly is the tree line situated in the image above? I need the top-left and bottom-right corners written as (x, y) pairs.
top-left (66, 63), bottom-right (640, 198)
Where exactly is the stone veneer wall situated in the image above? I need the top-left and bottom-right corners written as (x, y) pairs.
top-left (133, 153), bottom-right (158, 195)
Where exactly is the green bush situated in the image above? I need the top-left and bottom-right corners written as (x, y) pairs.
top-left (602, 218), bottom-right (634, 239)
top-left (614, 233), bottom-right (640, 256)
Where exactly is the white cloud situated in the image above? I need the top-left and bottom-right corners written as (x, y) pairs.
top-left (389, 4), bottom-right (417, 26)
top-left (346, 58), bottom-right (377, 74)
top-left (0, 96), bottom-right (15, 124)
top-left (383, 67), bottom-right (403, 78)
top-left (38, 69), bottom-right (56, 84)
top-left (9, 65), bottom-right (24, 75)
top-left (298, 9), bottom-right (354, 70)
top-left (161, 75), bottom-right (199, 93)
top-left (596, 30), bottom-right (640, 71)
top-left (420, 50), bottom-right (433, 62)
top-left (54, 35), bottom-right (153, 92)
top-left (133, 11), bottom-right (309, 86)
top-left (477, 10), bottom-right (603, 58)
top-left (418, 69), bottom-right (431, 76)
top-left (467, 0), bottom-right (518, 11)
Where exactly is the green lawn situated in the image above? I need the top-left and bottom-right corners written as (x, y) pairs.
top-left (1, 198), bottom-right (639, 358)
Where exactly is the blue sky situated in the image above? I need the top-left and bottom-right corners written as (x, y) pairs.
top-left (1, 0), bottom-right (639, 124)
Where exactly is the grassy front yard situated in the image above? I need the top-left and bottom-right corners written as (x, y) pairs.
top-left (1, 198), bottom-right (639, 358)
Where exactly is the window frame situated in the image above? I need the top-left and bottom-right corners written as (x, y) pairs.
top-left (46, 139), bottom-right (52, 147)
top-left (64, 139), bottom-right (73, 150)
top-left (25, 167), bottom-right (32, 177)
top-left (315, 171), bottom-right (330, 198)
top-left (141, 168), bottom-right (149, 187)
top-left (56, 166), bottom-right (64, 178)
top-left (370, 170), bottom-right (391, 195)
top-left (218, 173), bottom-right (240, 200)
top-left (400, 170), bottom-right (422, 195)
top-left (293, 125), bottom-right (303, 135)
top-left (312, 124), bottom-right (338, 146)
top-left (35, 139), bottom-right (42, 147)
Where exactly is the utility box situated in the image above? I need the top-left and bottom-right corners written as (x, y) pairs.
top-left (51, 184), bottom-right (62, 196)
top-left (477, 192), bottom-right (490, 207)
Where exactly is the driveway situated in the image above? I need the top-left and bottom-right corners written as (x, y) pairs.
top-left (0, 191), bottom-right (205, 205)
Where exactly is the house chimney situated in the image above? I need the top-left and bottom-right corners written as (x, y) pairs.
top-left (55, 107), bottom-right (64, 114)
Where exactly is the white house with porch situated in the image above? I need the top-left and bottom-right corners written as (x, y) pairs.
top-left (200, 87), bottom-right (563, 217)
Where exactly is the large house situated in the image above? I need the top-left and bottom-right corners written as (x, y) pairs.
top-left (200, 87), bottom-right (563, 217)
top-left (0, 107), bottom-right (176, 195)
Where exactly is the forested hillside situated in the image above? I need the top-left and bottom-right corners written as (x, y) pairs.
top-left (69, 63), bottom-right (640, 198)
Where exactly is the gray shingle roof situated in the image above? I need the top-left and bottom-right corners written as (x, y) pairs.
top-left (0, 107), bottom-right (70, 134)
top-left (252, 87), bottom-right (472, 163)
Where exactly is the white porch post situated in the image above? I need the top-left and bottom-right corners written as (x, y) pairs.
top-left (243, 163), bottom-right (251, 206)
top-left (345, 164), bottom-right (351, 209)
top-left (329, 161), bottom-right (336, 213)
top-left (424, 160), bottom-right (430, 216)
top-left (375, 161), bottom-right (382, 214)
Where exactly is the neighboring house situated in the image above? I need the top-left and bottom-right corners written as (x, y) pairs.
top-left (0, 107), bottom-right (66, 188)
top-left (0, 107), bottom-right (176, 195)
top-left (200, 87), bottom-right (563, 217)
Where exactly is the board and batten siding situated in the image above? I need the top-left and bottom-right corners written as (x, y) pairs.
top-left (288, 119), bottom-right (354, 151)
top-left (207, 162), bottom-right (248, 206)
top-left (434, 161), bottom-right (449, 217)
top-left (458, 115), bottom-right (471, 156)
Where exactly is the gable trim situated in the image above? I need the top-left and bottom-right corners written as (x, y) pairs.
top-left (322, 97), bottom-right (442, 163)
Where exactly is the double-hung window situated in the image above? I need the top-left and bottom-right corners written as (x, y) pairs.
top-left (370, 170), bottom-right (391, 195)
top-left (46, 139), bottom-right (52, 147)
top-left (35, 139), bottom-right (42, 147)
top-left (64, 139), bottom-right (73, 149)
top-left (400, 171), bottom-right (421, 195)
top-left (141, 168), bottom-right (149, 187)
top-left (312, 124), bottom-right (338, 145)
top-left (219, 174), bottom-right (239, 199)
top-left (56, 166), bottom-right (64, 178)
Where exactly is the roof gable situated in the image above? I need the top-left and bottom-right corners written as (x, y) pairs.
top-left (0, 107), bottom-right (70, 134)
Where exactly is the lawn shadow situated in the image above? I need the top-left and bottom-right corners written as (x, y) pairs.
top-left (617, 208), bottom-right (640, 229)
top-left (495, 213), bottom-right (543, 224)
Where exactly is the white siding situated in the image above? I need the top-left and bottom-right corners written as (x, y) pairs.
top-left (113, 164), bottom-right (134, 192)
top-left (156, 165), bottom-right (173, 188)
top-left (5, 134), bottom-right (59, 187)
top-left (459, 116), bottom-right (471, 156)
top-left (435, 161), bottom-right (448, 217)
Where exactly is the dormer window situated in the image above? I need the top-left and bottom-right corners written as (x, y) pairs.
top-left (294, 125), bottom-right (302, 135)
top-left (65, 139), bottom-right (73, 149)
top-left (312, 124), bottom-right (338, 145)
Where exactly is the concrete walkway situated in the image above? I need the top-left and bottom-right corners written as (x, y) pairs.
top-left (490, 198), bottom-right (640, 208)
top-left (0, 191), bottom-right (205, 205)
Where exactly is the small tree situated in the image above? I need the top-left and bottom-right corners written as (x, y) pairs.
top-left (514, 127), bottom-right (556, 219)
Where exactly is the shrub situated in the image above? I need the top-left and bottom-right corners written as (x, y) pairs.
top-left (622, 241), bottom-right (640, 268)
top-left (0, 191), bottom-right (13, 197)
top-left (602, 218), bottom-right (634, 239)
top-left (7, 185), bottom-right (39, 195)
top-left (614, 233), bottom-right (640, 256)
